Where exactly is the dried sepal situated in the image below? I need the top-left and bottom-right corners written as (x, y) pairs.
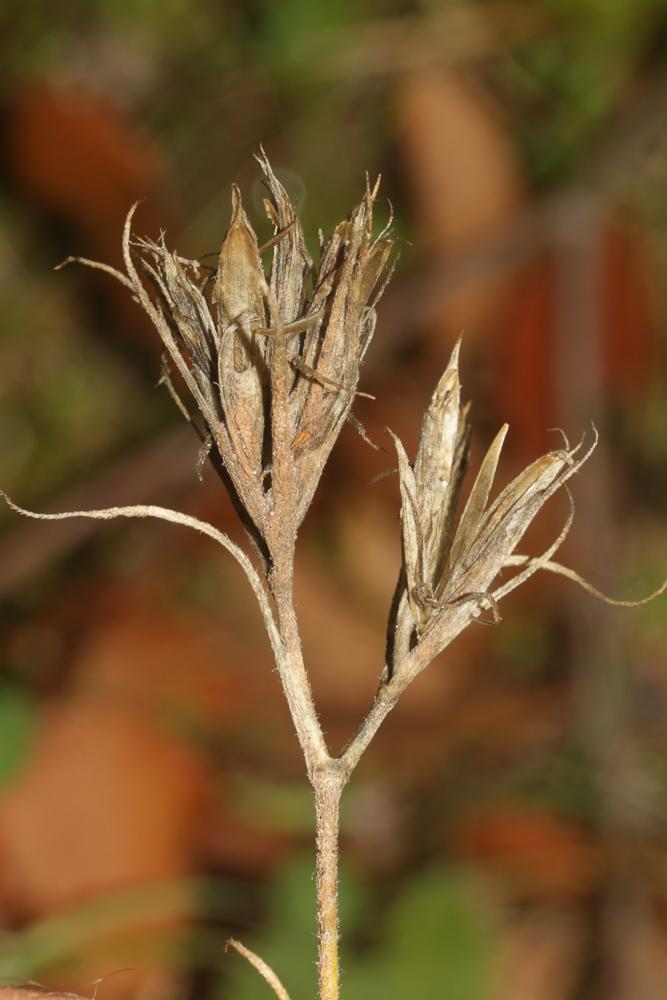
top-left (447, 422), bottom-right (509, 573)
top-left (414, 338), bottom-right (471, 592)
top-left (491, 486), bottom-right (576, 603)
top-left (212, 186), bottom-right (267, 477)
top-left (388, 339), bottom-right (470, 637)
top-left (390, 430), bottom-right (425, 629)
top-left (122, 206), bottom-right (215, 431)
top-left (256, 150), bottom-right (312, 327)
top-left (414, 338), bottom-right (463, 497)
top-left (288, 178), bottom-right (394, 521)
top-left (444, 438), bottom-right (589, 604)
top-left (130, 218), bottom-right (267, 534)
top-left (213, 185), bottom-right (266, 332)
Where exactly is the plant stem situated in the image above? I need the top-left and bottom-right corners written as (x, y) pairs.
top-left (341, 601), bottom-right (474, 772)
top-left (266, 285), bottom-right (330, 777)
top-left (273, 577), bottom-right (330, 776)
top-left (314, 770), bottom-right (343, 1000)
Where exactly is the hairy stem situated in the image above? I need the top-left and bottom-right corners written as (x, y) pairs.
top-left (314, 770), bottom-right (343, 1000)
top-left (270, 551), bottom-right (343, 1000)
top-left (272, 564), bottom-right (329, 777)
top-left (341, 600), bottom-right (476, 773)
top-left (263, 278), bottom-right (330, 777)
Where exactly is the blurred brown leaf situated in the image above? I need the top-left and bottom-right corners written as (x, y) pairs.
top-left (395, 69), bottom-right (524, 349)
top-left (492, 914), bottom-right (584, 1000)
top-left (497, 220), bottom-right (656, 454)
top-left (6, 83), bottom-right (172, 347)
top-left (0, 700), bottom-right (208, 917)
top-left (454, 807), bottom-right (601, 903)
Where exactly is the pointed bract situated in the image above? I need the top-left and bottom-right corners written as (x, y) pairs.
top-left (447, 422), bottom-right (508, 573)
top-left (257, 152), bottom-right (312, 326)
top-left (390, 430), bottom-right (426, 629)
top-left (414, 338), bottom-right (470, 594)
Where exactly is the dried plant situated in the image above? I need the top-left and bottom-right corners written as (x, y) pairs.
top-left (4, 154), bottom-right (666, 1000)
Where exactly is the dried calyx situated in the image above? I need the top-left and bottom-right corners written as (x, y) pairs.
top-left (388, 338), bottom-right (597, 667)
top-left (123, 152), bottom-right (393, 561)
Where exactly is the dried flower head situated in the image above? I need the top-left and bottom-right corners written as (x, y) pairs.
top-left (103, 153), bottom-right (394, 559)
top-left (389, 339), bottom-right (596, 658)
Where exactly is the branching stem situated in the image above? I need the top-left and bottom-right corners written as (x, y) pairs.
top-left (12, 175), bottom-right (664, 1000)
top-left (341, 601), bottom-right (475, 773)
top-left (269, 551), bottom-right (343, 999)
top-left (271, 560), bottom-right (330, 776)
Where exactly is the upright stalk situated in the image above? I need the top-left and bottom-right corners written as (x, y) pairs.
top-left (271, 546), bottom-right (345, 1000)
top-left (314, 770), bottom-right (343, 1000)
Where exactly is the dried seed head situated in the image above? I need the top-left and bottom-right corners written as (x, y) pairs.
top-left (392, 342), bottom-right (594, 640)
top-left (106, 156), bottom-right (394, 555)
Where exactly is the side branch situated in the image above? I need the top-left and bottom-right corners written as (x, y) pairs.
top-left (0, 493), bottom-right (283, 663)
top-left (342, 523), bottom-right (667, 779)
top-left (340, 601), bottom-right (475, 776)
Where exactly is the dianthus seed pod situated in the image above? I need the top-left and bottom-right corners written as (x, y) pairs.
top-left (392, 341), bottom-right (594, 644)
top-left (110, 155), bottom-right (395, 552)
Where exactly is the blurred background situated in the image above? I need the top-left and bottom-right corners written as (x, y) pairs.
top-left (1, 1), bottom-right (667, 998)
